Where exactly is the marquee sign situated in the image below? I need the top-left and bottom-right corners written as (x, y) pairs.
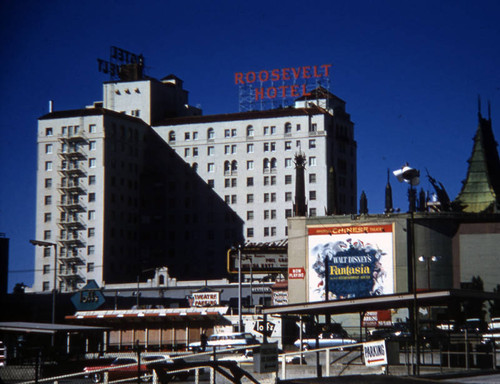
top-left (227, 245), bottom-right (287, 274)
top-left (191, 289), bottom-right (220, 307)
top-left (97, 46), bottom-right (145, 80)
top-left (235, 64), bottom-right (332, 111)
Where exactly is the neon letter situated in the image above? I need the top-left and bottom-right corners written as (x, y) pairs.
top-left (291, 67), bottom-right (301, 79)
top-left (321, 64), bottom-right (332, 77)
top-left (258, 70), bottom-right (269, 82)
top-left (282, 68), bottom-right (290, 81)
top-left (271, 69), bottom-right (280, 81)
top-left (291, 85), bottom-right (300, 97)
top-left (235, 72), bottom-right (244, 85)
top-left (302, 66), bottom-right (311, 78)
top-left (267, 87), bottom-right (277, 99)
top-left (246, 71), bottom-right (256, 83)
top-left (255, 88), bottom-right (264, 100)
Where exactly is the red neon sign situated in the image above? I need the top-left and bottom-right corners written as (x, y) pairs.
top-left (235, 64), bottom-right (332, 101)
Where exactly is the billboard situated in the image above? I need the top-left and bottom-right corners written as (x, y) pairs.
top-left (307, 224), bottom-right (394, 302)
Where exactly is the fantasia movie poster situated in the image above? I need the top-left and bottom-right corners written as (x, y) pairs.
top-left (307, 224), bottom-right (394, 302)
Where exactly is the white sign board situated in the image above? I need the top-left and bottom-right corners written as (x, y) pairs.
top-left (363, 340), bottom-right (387, 366)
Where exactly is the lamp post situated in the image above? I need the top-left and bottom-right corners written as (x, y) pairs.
top-left (136, 268), bottom-right (157, 308)
top-left (393, 163), bottom-right (420, 375)
top-left (238, 245), bottom-right (243, 332)
top-left (418, 255), bottom-right (439, 290)
top-left (30, 240), bottom-right (58, 325)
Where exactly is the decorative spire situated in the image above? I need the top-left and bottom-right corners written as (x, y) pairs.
top-left (326, 166), bottom-right (339, 215)
top-left (384, 169), bottom-right (394, 213)
top-left (359, 191), bottom-right (368, 215)
top-left (293, 152), bottom-right (307, 217)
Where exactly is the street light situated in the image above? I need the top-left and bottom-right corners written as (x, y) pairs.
top-left (238, 245), bottom-right (243, 332)
top-left (393, 163), bottom-right (420, 375)
top-left (418, 255), bottom-right (439, 290)
top-left (30, 239), bottom-right (58, 326)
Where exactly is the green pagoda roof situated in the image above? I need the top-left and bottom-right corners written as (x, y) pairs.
top-left (454, 110), bottom-right (500, 213)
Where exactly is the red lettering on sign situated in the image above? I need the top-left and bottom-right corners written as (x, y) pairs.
top-left (267, 87), bottom-right (277, 99)
top-left (246, 71), bottom-right (256, 83)
top-left (258, 70), bottom-right (269, 82)
top-left (291, 67), bottom-right (301, 79)
top-left (321, 64), bottom-right (332, 77)
top-left (255, 88), bottom-right (264, 100)
top-left (290, 85), bottom-right (300, 97)
top-left (235, 72), bottom-right (244, 85)
top-left (271, 69), bottom-right (280, 81)
top-left (302, 66), bottom-right (311, 78)
top-left (282, 68), bottom-right (290, 80)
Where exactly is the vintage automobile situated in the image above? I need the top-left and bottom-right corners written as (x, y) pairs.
top-left (83, 355), bottom-right (186, 383)
top-left (294, 331), bottom-right (357, 350)
top-left (188, 332), bottom-right (260, 352)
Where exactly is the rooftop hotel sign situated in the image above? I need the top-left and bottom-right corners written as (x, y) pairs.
top-left (235, 64), bottom-right (332, 111)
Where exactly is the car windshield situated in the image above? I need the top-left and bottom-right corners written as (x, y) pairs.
top-left (112, 358), bottom-right (137, 365)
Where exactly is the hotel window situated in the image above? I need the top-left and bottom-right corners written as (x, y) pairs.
top-left (45, 178), bottom-right (52, 188)
top-left (247, 211), bottom-right (254, 220)
top-left (247, 194), bottom-right (254, 203)
top-left (44, 195), bottom-right (52, 205)
top-left (309, 208), bottom-right (317, 217)
top-left (88, 245), bottom-right (95, 255)
top-left (43, 282), bottom-right (50, 291)
top-left (309, 139), bottom-right (316, 149)
top-left (224, 145), bottom-right (230, 154)
top-left (247, 143), bottom-right (254, 153)
top-left (88, 228), bottom-right (95, 237)
top-left (271, 126), bottom-right (276, 135)
top-left (247, 177), bottom-right (254, 186)
top-left (224, 129), bottom-right (230, 137)
top-left (271, 176), bottom-right (276, 185)
top-left (45, 144), bottom-right (53, 154)
top-left (231, 144), bottom-right (237, 154)
top-left (208, 179), bottom-right (214, 188)
top-left (285, 175), bottom-right (292, 184)
top-left (264, 193), bottom-right (270, 203)
top-left (309, 156), bottom-right (317, 166)
top-left (285, 158), bottom-right (292, 168)
top-left (271, 209), bottom-right (277, 219)
top-left (88, 193), bottom-right (96, 202)
top-left (271, 227), bottom-right (277, 236)
top-left (296, 140), bottom-right (301, 148)
top-left (264, 142), bottom-right (270, 152)
top-left (193, 147), bottom-right (199, 156)
top-left (89, 158), bottom-right (96, 168)
top-left (184, 132), bottom-right (190, 140)
top-left (207, 163), bottom-right (214, 172)
top-left (89, 124), bottom-right (96, 133)
top-left (247, 228), bottom-right (254, 238)
top-left (44, 264), bottom-right (51, 274)
top-left (207, 128), bottom-right (215, 139)
top-left (263, 176), bottom-right (269, 186)
top-left (271, 192), bottom-right (276, 202)
top-left (193, 131), bottom-right (199, 140)
top-left (231, 128), bottom-right (237, 137)
top-left (309, 173), bottom-right (316, 183)
top-left (246, 125), bottom-right (254, 137)
top-left (264, 210), bottom-right (270, 220)
top-left (270, 142), bottom-right (276, 151)
top-left (309, 123), bottom-right (317, 132)
top-left (207, 146), bottom-right (214, 156)
top-left (224, 195), bottom-right (230, 204)
top-left (89, 141), bottom-right (96, 150)
top-left (45, 127), bottom-right (53, 136)
top-left (44, 247), bottom-right (51, 257)
top-left (231, 178), bottom-right (237, 187)
top-left (168, 131), bottom-right (176, 143)
top-left (184, 148), bottom-right (190, 157)
top-left (309, 190), bottom-right (317, 200)
top-left (45, 161), bottom-right (52, 171)
top-left (87, 263), bottom-right (95, 272)
top-left (285, 122), bottom-right (292, 134)
top-left (285, 209), bottom-right (292, 218)
top-left (225, 179), bottom-right (231, 188)
top-left (247, 160), bottom-right (254, 170)
top-left (44, 213), bottom-right (51, 222)
top-left (231, 195), bottom-right (237, 204)
top-left (296, 124), bottom-right (301, 131)
top-left (88, 210), bottom-right (95, 220)
top-left (263, 126), bottom-right (270, 135)
top-left (44, 230), bottom-right (51, 240)
top-left (285, 141), bottom-right (292, 150)
top-left (89, 175), bottom-right (96, 185)
top-left (264, 227), bottom-right (270, 237)
top-left (285, 192), bottom-right (292, 201)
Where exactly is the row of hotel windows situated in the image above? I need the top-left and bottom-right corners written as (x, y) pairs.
top-left (183, 139), bottom-right (317, 158)
top-left (44, 175), bottom-right (97, 189)
top-left (44, 158), bottom-right (98, 171)
top-left (169, 122), bottom-right (308, 143)
top-left (41, 226), bottom-right (96, 241)
top-left (224, 191), bottom-right (317, 205)
top-left (225, 175), bottom-right (318, 188)
top-left (45, 125), bottom-right (98, 136)
top-left (245, 210), bottom-right (318, 238)
top-left (204, 157), bottom-right (317, 173)
top-left (44, 192), bottom-right (96, 205)
top-left (44, 141), bottom-right (97, 154)
top-left (43, 210), bottom-right (96, 223)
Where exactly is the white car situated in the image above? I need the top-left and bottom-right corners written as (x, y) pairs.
top-left (188, 332), bottom-right (260, 352)
top-left (294, 332), bottom-right (357, 350)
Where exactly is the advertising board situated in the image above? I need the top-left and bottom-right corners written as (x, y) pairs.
top-left (307, 224), bottom-right (394, 302)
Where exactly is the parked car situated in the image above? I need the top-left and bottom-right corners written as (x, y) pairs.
top-left (0, 341), bottom-right (6, 366)
top-left (83, 355), bottom-right (185, 383)
top-left (188, 332), bottom-right (260, 352)
top-left (294, 331), bottom-right (357, 350)
top-left (369, 323), bottom-right (449, 347)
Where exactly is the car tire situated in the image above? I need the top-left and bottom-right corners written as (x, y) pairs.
top-left (91, 372), bottom-right (103, 383)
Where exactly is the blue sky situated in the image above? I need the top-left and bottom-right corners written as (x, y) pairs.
top-left (1, 0), bottom-right (500, 291)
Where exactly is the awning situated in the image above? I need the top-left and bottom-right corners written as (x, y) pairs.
top-left (262, 289), bottom-right (500, 316)
top-left (0, 322), bottom-right (109, 334)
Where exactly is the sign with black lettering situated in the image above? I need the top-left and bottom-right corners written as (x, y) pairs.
top-left (253, 343), bottom-right (278, 373)
top-left (253, 319), bottom-right (275, 338)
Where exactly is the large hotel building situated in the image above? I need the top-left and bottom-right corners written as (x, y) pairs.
top-left (33, 67), bottom-right (357, 292)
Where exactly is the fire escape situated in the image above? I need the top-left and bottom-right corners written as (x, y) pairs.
top-left (57, 129), bottom-right (87, 291)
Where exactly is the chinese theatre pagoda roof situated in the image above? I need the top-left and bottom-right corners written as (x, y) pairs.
top-left (454, 111), bottom-right (500, 213)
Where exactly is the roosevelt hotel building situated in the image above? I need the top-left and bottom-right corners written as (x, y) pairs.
top-left (33, 73), bottom-right (356, 292)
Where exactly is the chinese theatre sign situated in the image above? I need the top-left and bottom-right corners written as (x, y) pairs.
top-left (307, 224), bottom-right (394, 302)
